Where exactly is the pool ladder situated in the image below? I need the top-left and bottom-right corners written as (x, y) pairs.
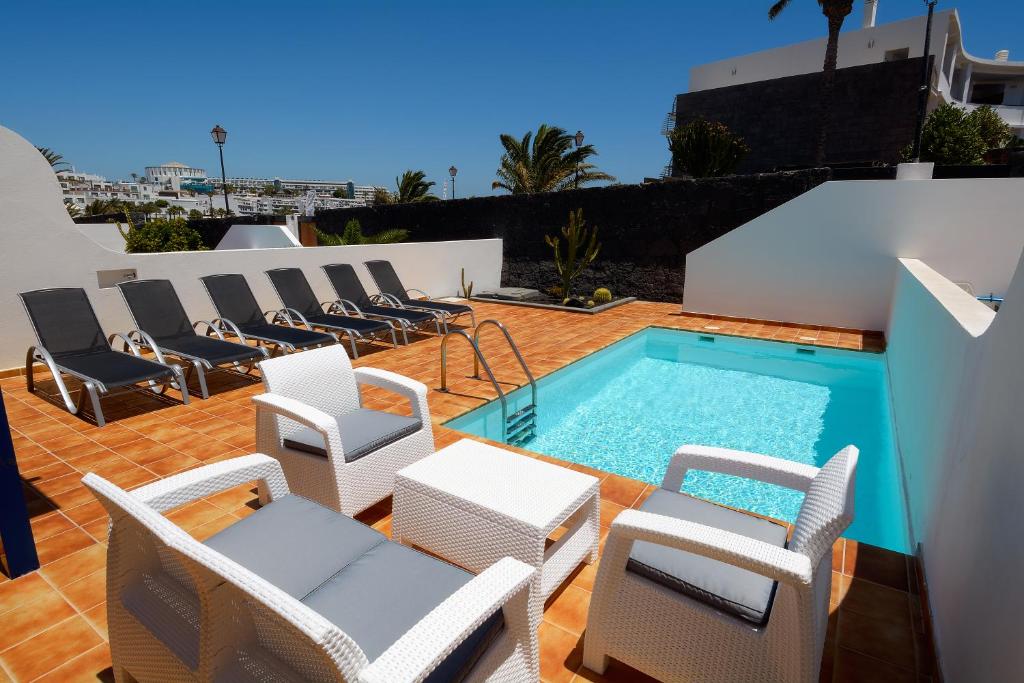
top-left (439, 319), bottom-right (537, 446)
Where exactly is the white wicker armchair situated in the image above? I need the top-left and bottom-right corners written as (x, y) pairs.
top-left (254, 345), bottom-right (434, 516)
top-left (83, 454), bottom-right (540, 683)
top-left (582, 444), bottom-right (858, 683)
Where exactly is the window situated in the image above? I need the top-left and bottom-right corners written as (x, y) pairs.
top-left (970, 83), bottom-right (1006, 105)
top-left (884, 48), bottom-right (910, 62)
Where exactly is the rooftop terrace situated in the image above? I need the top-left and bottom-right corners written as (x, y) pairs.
top-left (1, 301), bottom-right (929, 683)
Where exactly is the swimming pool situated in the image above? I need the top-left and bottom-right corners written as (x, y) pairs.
top-left (445, 327), bottom-right (910, 553)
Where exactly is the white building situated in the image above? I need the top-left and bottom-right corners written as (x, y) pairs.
top-left (223, 176), bottom-right (382, 204)
top-left (144, 161), bottom-right (208, 189)
top-left (682, 2), bottom-right (1024, 138)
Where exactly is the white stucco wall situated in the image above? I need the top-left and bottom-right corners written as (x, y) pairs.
top-left (885, 257), bottom-right (1023, 681)
top-left (683, 178), bottom-right (1024, 330)
top-left (689, 11), bottom-right (953, 92)
top-left (0, 125), bottom-right (502, 372)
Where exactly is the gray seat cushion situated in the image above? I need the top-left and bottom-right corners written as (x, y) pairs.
top-left (304, 541), bottom-right (503, 683)
top-left (205, 494), bottom-right (501, 682)
top-left (205, 494), bottom-right (386, 599)
top-left (282, 408), bottom-right (422, 462)
top-left (626, 489), bottom-right (788, 627)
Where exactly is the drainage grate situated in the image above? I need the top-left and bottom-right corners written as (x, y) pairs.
top-left (698, 335), bottom-right (716, 343)
top-left (796, 347), bottom-right (816, 355)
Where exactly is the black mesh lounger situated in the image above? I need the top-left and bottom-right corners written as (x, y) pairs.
top-left (116, 279), bottom-right (268, 399)
top-left (264, 268), bottom-right (397, 358)
top-left (363, 260), bottom-right (475, 329)
top-left (321, 263), bottom-right (442, 343)
top-left (199, 274), bottom-right (337, 355)
top-left (19, 288), bottom-right (189, 427)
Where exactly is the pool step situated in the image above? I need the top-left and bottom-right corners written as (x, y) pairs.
top-left (506, 404), bottom-right (537, 446)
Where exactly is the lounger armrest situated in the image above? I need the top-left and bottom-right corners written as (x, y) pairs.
top-left (129, 453), bottom-right (290, 512)
top-left (359, 557), bottom-right (537, 683)
top-left (107, 332), bottom-right (145, 357)
top-left (209, 317), bottom-right (246, 342)
top-left (279, 307), bottom-right (312, 328)
top-left (333, 299), bottom-right (365, 317)
top-left (252, 393), bottom-right (347, 460)
top-left (662, 444), bottom-right (820, 493)
top-left (192, 320), bottom-right (227, 340)
top-left (604, 509), bottom-right (813, 587)
top-left (353, 367), bottom-right (430, 420)
top-left (124, 329), bottom-right (171, 365)
top-left (377, 293), bottom-right (405, 308)
top-left (404, 288), bottom-right (431, 301)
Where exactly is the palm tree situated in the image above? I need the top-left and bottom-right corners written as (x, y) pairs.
top-left (768, 0), bottom-right (854, 166)
top-left (36, 147), bottom-right (70, 171)
top-left (85, 198), bottom-right (126, 216)
top-left (375, 171), bottom-right (438, 204)
top-left (492, 124), bottom-right (615, 194)
top-left (166, 205), bottom-right (186, 218)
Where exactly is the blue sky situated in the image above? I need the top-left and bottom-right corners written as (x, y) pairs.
top-left (1, 1), bottom-right (1020, 196)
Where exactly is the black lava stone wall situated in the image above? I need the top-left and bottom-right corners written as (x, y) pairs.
top-left (311, 169), bottom-right (830, 302)
top-left (674, 57), bottom-right (929, 173)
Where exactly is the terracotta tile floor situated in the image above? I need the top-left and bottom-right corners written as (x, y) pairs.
top-left (0, 301), bottom-right (927, 682)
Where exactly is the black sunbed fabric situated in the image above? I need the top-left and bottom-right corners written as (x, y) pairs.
top-left (322, 264), bottom-right (374, 308)
top-left (363, 260), bottom-right (409, 301)
top-left (157, 334), bottom-right (263, 365)
top-left (57, 350), bottom-right (173, 388)
top-left (404, 300), bottom-right (472, 315)
top-left (117, 280), bottom-right (195, 342)
top-left (323, 264), bottom-right (435, 323)
top-left (305, 313), bottom-right (392, 334)
top-left (200, 274), bottom-right (266, 327)
top-left (237, 323), bottom-right (334, 349)
top-left (265, 268), bottom-right (322, 318)
top-left (19, 288), bottom-right (108, 358)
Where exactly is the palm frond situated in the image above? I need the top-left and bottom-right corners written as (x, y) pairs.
top-left (768, 0), bottom-right (791, 20)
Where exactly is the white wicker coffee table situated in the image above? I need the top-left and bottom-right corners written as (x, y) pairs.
top-left (393, 439), bottom-right (601, 603)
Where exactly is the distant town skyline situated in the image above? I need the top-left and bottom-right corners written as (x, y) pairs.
top-left (2, 1), bottom-right (1021, 197)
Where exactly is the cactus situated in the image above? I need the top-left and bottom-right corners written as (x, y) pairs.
top-left (115, 206), bottom-right (136, 242)
top-left (545, 208), bottom-right (600, 299)
top-left (592, 287), bottom-right (612, 305)
top-left (460, 268), bottom-right (474, 299)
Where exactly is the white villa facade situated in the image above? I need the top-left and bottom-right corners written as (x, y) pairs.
top-left (680, 2), bottom-right (1024, 138)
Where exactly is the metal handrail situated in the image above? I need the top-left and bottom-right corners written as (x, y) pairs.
top-left (439, 329), bottom-right (510, 441)
top-left (472, 319), bottom-right (537, 410)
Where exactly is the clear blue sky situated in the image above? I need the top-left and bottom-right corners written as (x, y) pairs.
top-left (1, 1), bottom-right (1020, 196)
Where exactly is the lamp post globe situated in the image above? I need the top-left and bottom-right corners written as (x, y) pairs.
top-left (449, 165), bottom-right (458, 199)
top-left (573, 130), bottom-right (584, 189)
top-left (210, 125), bottom-right (230, 212)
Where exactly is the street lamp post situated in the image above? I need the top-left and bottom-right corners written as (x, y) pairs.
top-left (210, 125), bottom-right (229, 213)
top-left (574, 130), bottom-right (585, 190)
top-left (449, 165), bottom-right (458, 199)
top-left (911, 1), bottom-right (938, 162)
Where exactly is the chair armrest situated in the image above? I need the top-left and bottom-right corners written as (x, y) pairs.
top-left (662, 444), bottom-right (820, 493)
top-left (405, 288), bottom-right (432, 301)
top-left (192, 319), bottom-right (227, 340)
top-left (358, 557), bottom-right (536, 683)
top-left (129, 453), bottom-right (289, 513)
top-left (605, 509), bottom-right (812, 587)
top-left (252, 393), bottom-right (347, 460)
top-left (353, 367), bottom-right (430, 420)
top-left (125, 329), bottom-right (171, 365)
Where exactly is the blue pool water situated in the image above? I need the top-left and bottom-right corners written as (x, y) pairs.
top-left (446, 328), bottom-right (910, 552)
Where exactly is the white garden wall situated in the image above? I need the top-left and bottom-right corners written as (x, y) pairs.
top-left (0, 125), bottom-right (502, 373)
top-left (886, 257), bottom-right (1024, 682)
top-left (684, 178), bottom-right (1024, 330)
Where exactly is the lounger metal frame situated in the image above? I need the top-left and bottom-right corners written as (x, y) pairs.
top-left (362, 261), bottom-right (476, 329)
top-left (23, 325), bottom-right (189, 428)
top-left (115, 285), bottom-right (269, 400)
top-left (263, 270), bottom-right (398, 358)
top-left (198, 276), bottom-right (339, 357)
top-left (320, 264), bottom-right (445, 343)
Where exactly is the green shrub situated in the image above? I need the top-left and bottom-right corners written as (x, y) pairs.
top-left (669, 117), bottom-right (750, 178)
top-left (592, 287), bottom-right (612, 305)
top-left (969, 105), bottom-right (1013, 150)
top-left (118, 217), bottom-right (206, 253)
top-left (315, 218), bottom-right (409, 245)
top-left (913, 103), bottom-right (988, 165)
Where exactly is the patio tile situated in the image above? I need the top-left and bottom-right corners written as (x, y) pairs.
top-left (538, 621), bottom-right (582, 683)
top-left (0, 573), bottom-right (56, 616)
top-left (34, 528), bottom-right (95, 566)
top-left (82, 604), bottom-right (108, 640)
top-left (598, 500), bottom-right (626, 529)
top-left (0, 589), bottom-right (77, 651)
top-left (31, 643), bottom-right (112, 683)
top-left (0, 616), bottom-right (102, 682)
top-left (831, 646), bottom-right (917, 683)
top-left (598, 474), bottom-right (647, 508)
top-left (843, 540), bottom-right (909, 591)
top-left (839, 576), bottom-right (912, 627)
top-left (837, 608), bottom-right (916, 672)
top-left (60, 570), bottom-right (106, 613)
top-left (545, 585), bottom-right (592, 636)
top-left (40, 544), bottom-right (107, 588)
